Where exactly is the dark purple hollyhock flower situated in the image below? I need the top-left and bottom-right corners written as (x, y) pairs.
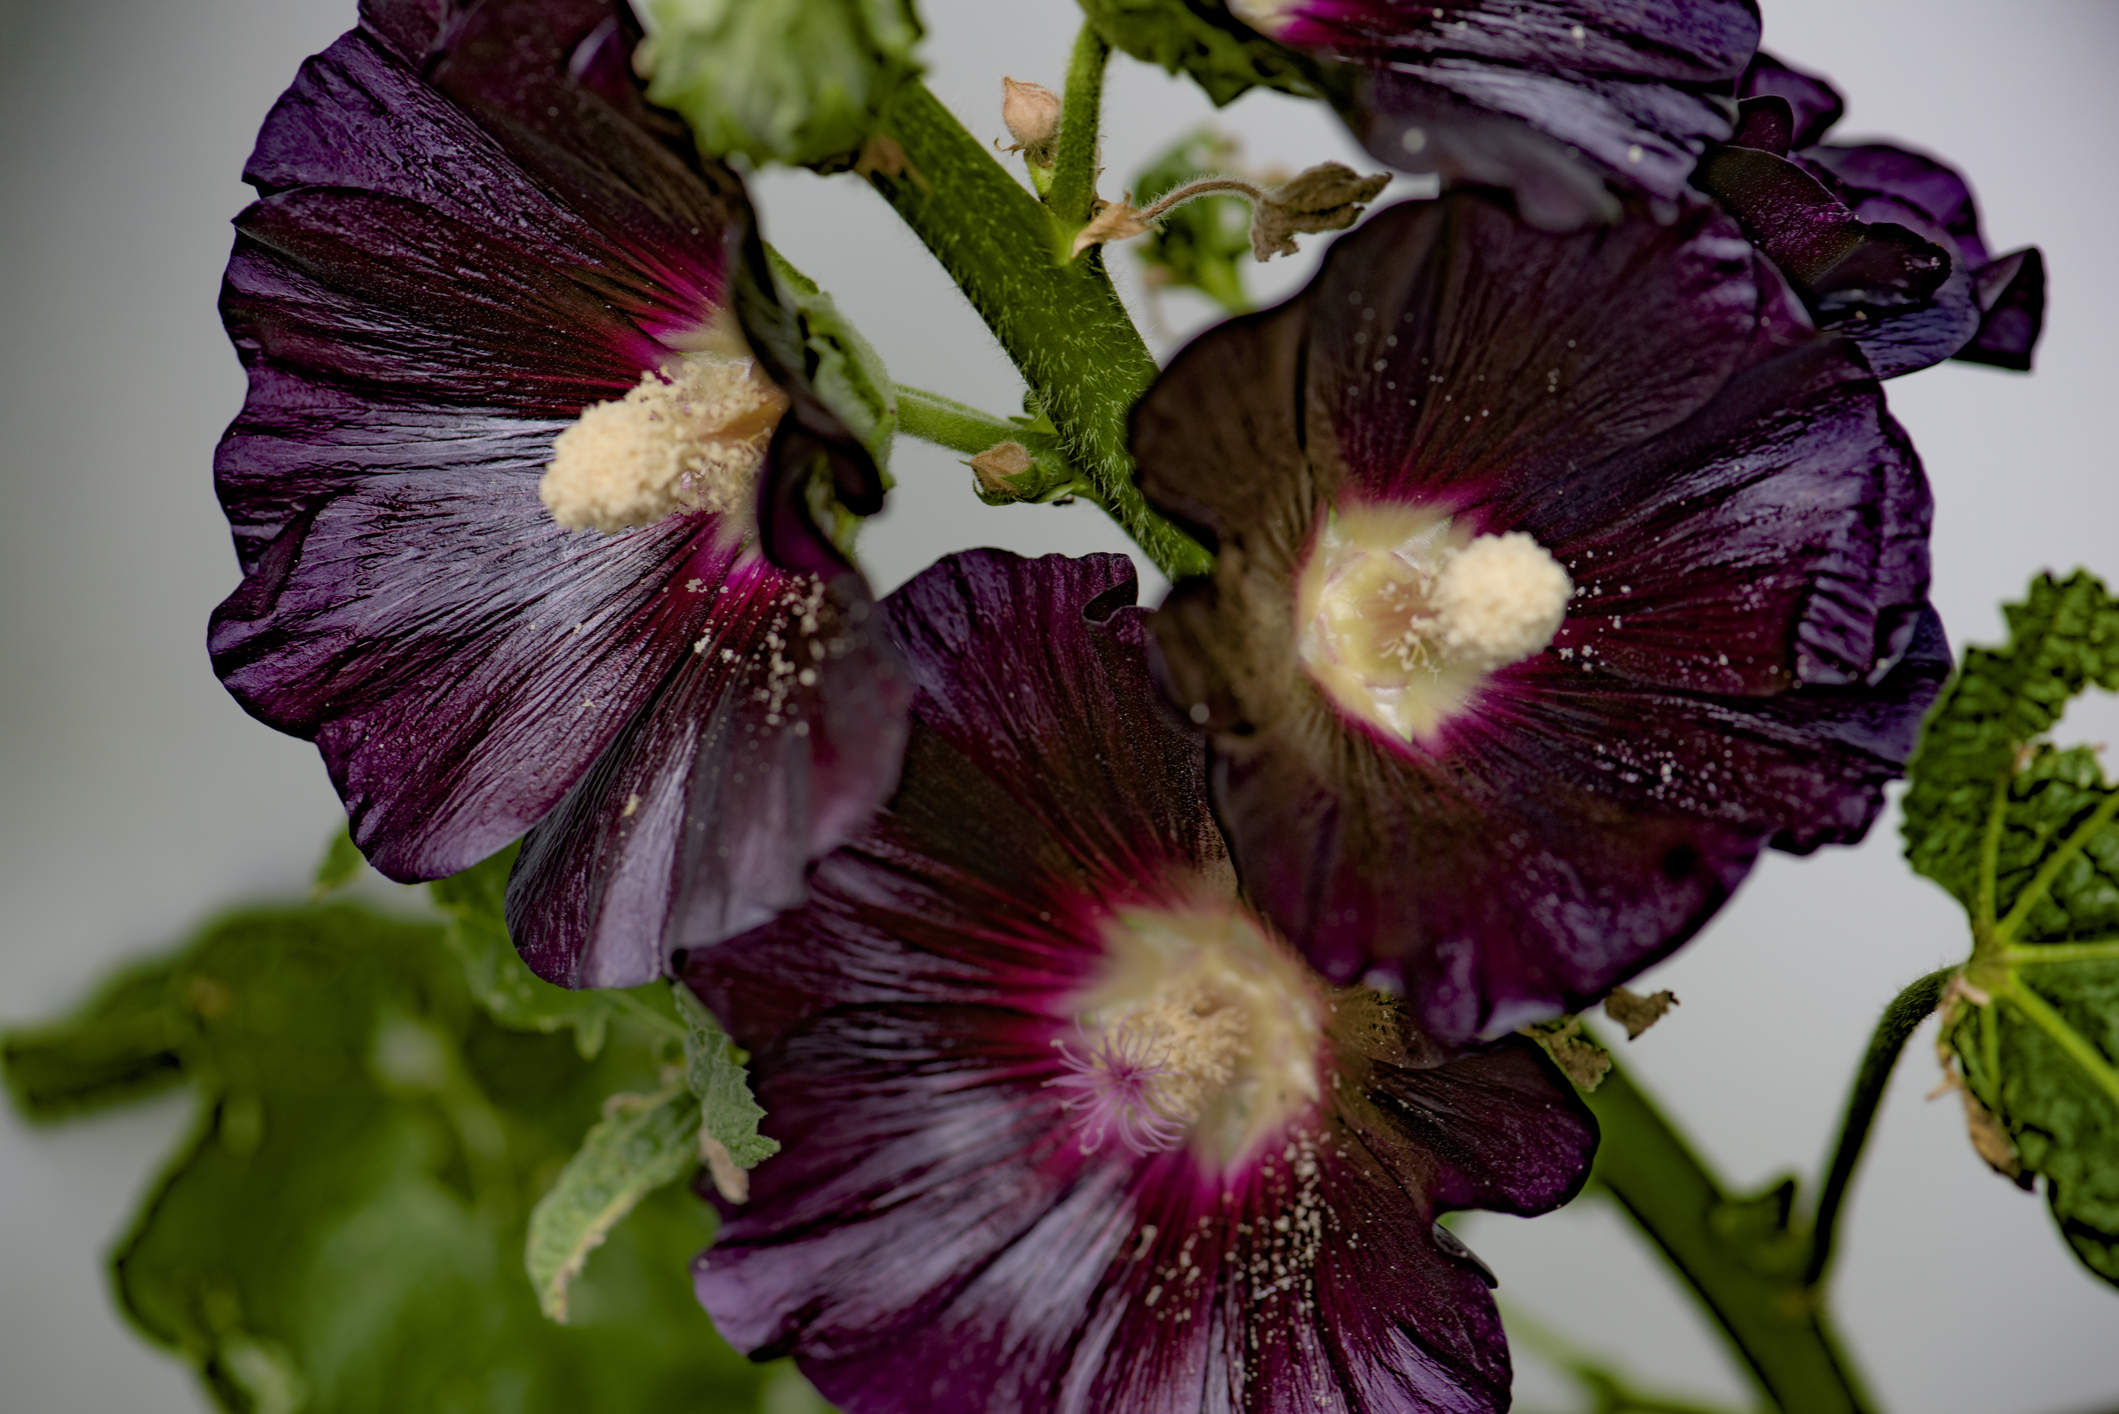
top-left (685, 550), bottom-right (1597, 1414)
top-left (1229, 0), bottom-right (1761, 231)
top-left (1136, 192), bottom-right (1950, 1045)
top-left (1694, 52), bottom-right (2045, 377)
top-left (208, 0), bottom-right (909, 988)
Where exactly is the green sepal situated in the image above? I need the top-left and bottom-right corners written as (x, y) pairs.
top-left (66, 902), bottom-right (799, 1413)
top-left (1903, 570), bottom-right (2119, 1287)
top-left (764, 243), bottom-right (898, 471)
top-left (1130, 128), bottom-right (1253, 313)
top-left (641, 0), bottom-right (923, 170)
top-left (525, 1083), bottom-right (701, 1323)
top-left (2, 954), bottom-right (190, 1121)
top-left (1076, 0), bottom-right (1331, 107)
top-left (676, 985), bottom-right (780, 1169)
top-left (311, 826), bottom-right (365, 898)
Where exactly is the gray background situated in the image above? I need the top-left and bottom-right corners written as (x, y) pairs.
top-left (4, 0), bottom-right (2117, 1409)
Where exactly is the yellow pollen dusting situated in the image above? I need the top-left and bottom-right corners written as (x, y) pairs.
top-left (540, 358), bottom-right (787, 533)
top-left (1294, 504), bottom-right (1571, 742)
top-left (1070, 899), bottom-right (1324, 1167)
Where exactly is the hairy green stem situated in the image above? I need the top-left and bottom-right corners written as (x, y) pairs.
top-left (866, 81), bottom-right (1212, 581)
top-left (1048, 24), bottom-right (1110, 227)
top-left (1802, 968), bottom-right (1950, 1287)
top-left (1587, 1055), bottom-right (1876, 1414)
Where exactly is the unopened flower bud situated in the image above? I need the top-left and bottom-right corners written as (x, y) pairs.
top-left (1251, 162), bottom-right (1391, 260)
top-left (1001, 78), bottom-right (1061, 167)
top-left (969, 441), bottom-right (1036, 500)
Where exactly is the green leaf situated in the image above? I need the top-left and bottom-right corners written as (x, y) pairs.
top-left (525, 1084), bottom-right (701, 1322)
top-left (1077, 0), bottom-right (1330, 107)
top-left (66, 901), bottom-right (809, 1413)
top-left (764, 243), bottom-right (898, 470)
top-left (641, 0), bottom-right (923, 169)
top-left (1903, 570), bottom-right (2119, 1288)
top-left (676, 985), bottom-right (780, 1170)
top-left (430, 846), bottom-right (671, 1060)
top-left (1131, 129), bottom-right (1254, 314)
top-left (311, 827), bottom-right (365, 898)
top-left (3, 954), bottom-right (190, 1121)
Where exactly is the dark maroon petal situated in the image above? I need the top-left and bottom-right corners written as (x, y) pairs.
top-left (211, 0), bottom-right (909, 975)
top-left (1264, 0), bottom-right (1757, 82)
top-left (1692, 145), bottom-right (1950, 316)
top-left (882, 551), bottom-right (1212, 885)
top-left (1736, 52), bottom-right (1843, 149)
top-left (1135, 191), bottom-right (1940, 1042)
top-left (508, 562), bottom-right (910, 987)
top-left (1349, 62), bottom-right (1736, 230)
top-left (1956, 246), bottom-right (2046, 371)
top-left (685, 554), bottom-right (1592, 1411)
top-left (1801, 141), bottom-right (1987, 265)
top-left (209, 478), bottom-right (735, 880)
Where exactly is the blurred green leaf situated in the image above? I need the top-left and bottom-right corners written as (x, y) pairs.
top-left (3, 901), bottom-right (815, 1413)
top-left (641, 0), bottom-right (923, 169)
top-left (526, 1083), bottom-right (700, 1322)
top-left (1903, 570), bottom-right (2119, 1288)
top-left (2, 954), bottom-right (190, 1121)
top-left (1131, 129), bottom-right (1253, 314)
top-left (311, 828), bottom-right (365, 899)
top-left (431, 845), bottom-right (673, 1060)
top-left (765, 244), bottom-right (897, 469)
top-left (1077, 0), bottom-right (1328, 107)
top-left (677, 987), bottom-right (781, 1170)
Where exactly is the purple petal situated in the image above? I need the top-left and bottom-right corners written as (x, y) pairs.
top-left (1956, 246), bottom-right (2045, 371)
top-left (683, 552), bottom-right (1595, 1411)
top-left (1135, 193), bottom-right (1941, 1042)
top-left (1736, 52), bottom-right (1843, 149)
top-left (1264, 0), bottom-right (1759, 83)
top-left (508, 560), bottom-right (910, 987)
top-left (211, 0), bottom-right (909, 975)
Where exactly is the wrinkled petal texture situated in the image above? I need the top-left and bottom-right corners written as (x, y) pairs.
top-left (1264, 0), bottom-right (1759, 229)
top-left (1723, 52), bottom-right (2045, 374)
top-left (686, 550), bottom-right (1597, 1414)
top-left (209, 0), bottom-right (907, 984)
top-left (1136, 193), bottom-right (1946, 1042)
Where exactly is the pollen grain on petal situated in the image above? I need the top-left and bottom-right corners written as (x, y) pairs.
top-left (539, 359), bottom-right (788, 534)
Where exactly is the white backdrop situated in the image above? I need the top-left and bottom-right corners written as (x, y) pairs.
top-left (3, 0), bottom-right (2116, 1409)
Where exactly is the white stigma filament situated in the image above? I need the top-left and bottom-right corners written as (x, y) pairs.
top-left (1295, 506), bottom-right (1572, 742)
top-left (1055, 901), bottom-right (1323, 1165)
top-left (540, 358), bottom-right (788, 534)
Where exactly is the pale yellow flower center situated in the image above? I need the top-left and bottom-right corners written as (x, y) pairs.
top-left (540, 356), bottom-right (787, 534)
top-left (1294, 504), bottom-right (1571, 742)
top-left (1058, 900), bottom-right (1324, 1166)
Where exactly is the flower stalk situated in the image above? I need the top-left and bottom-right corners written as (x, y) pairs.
top-left (1587, 1050), bottom-right (1877, 1414)
top-left (1046, 23), bottom-right (1110, 227)
top-left (867, 80), bottom-right (1212, 580)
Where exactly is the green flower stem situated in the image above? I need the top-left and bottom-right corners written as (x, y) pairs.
top-left (1802, 968), bottom-right (1951, 1287)
top-left (867, 80), bottom-right (1213, 581)
top-left (1047, 23), bottom-right (1110, 227)
top-left (1587, 1054), bottom-right (1876, 1414)
top-left (895, 384), bottom-right (1086, 502)
top-left (895, 385), bottom-right (1034, 454)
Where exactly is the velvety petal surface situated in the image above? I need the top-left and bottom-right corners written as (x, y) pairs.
top-left (1136, 193), bottom-right (1942, 1041)
top-left (211, 0), bottom-right (907, 980)
top-left (1259, 0), bottom-right (1758, 228)
top-left (1708, 51), bottom-right (2045, 376)
top-left (685, 550), bottom-right (1596, 1414)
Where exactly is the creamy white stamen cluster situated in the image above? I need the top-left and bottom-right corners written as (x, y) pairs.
top-left (1295, 506), bottom-right (1572, 742)
top-left (1055, 901), bottom-right (1323, 1165)
top-left (539, 357), bottom-right (787, 533)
